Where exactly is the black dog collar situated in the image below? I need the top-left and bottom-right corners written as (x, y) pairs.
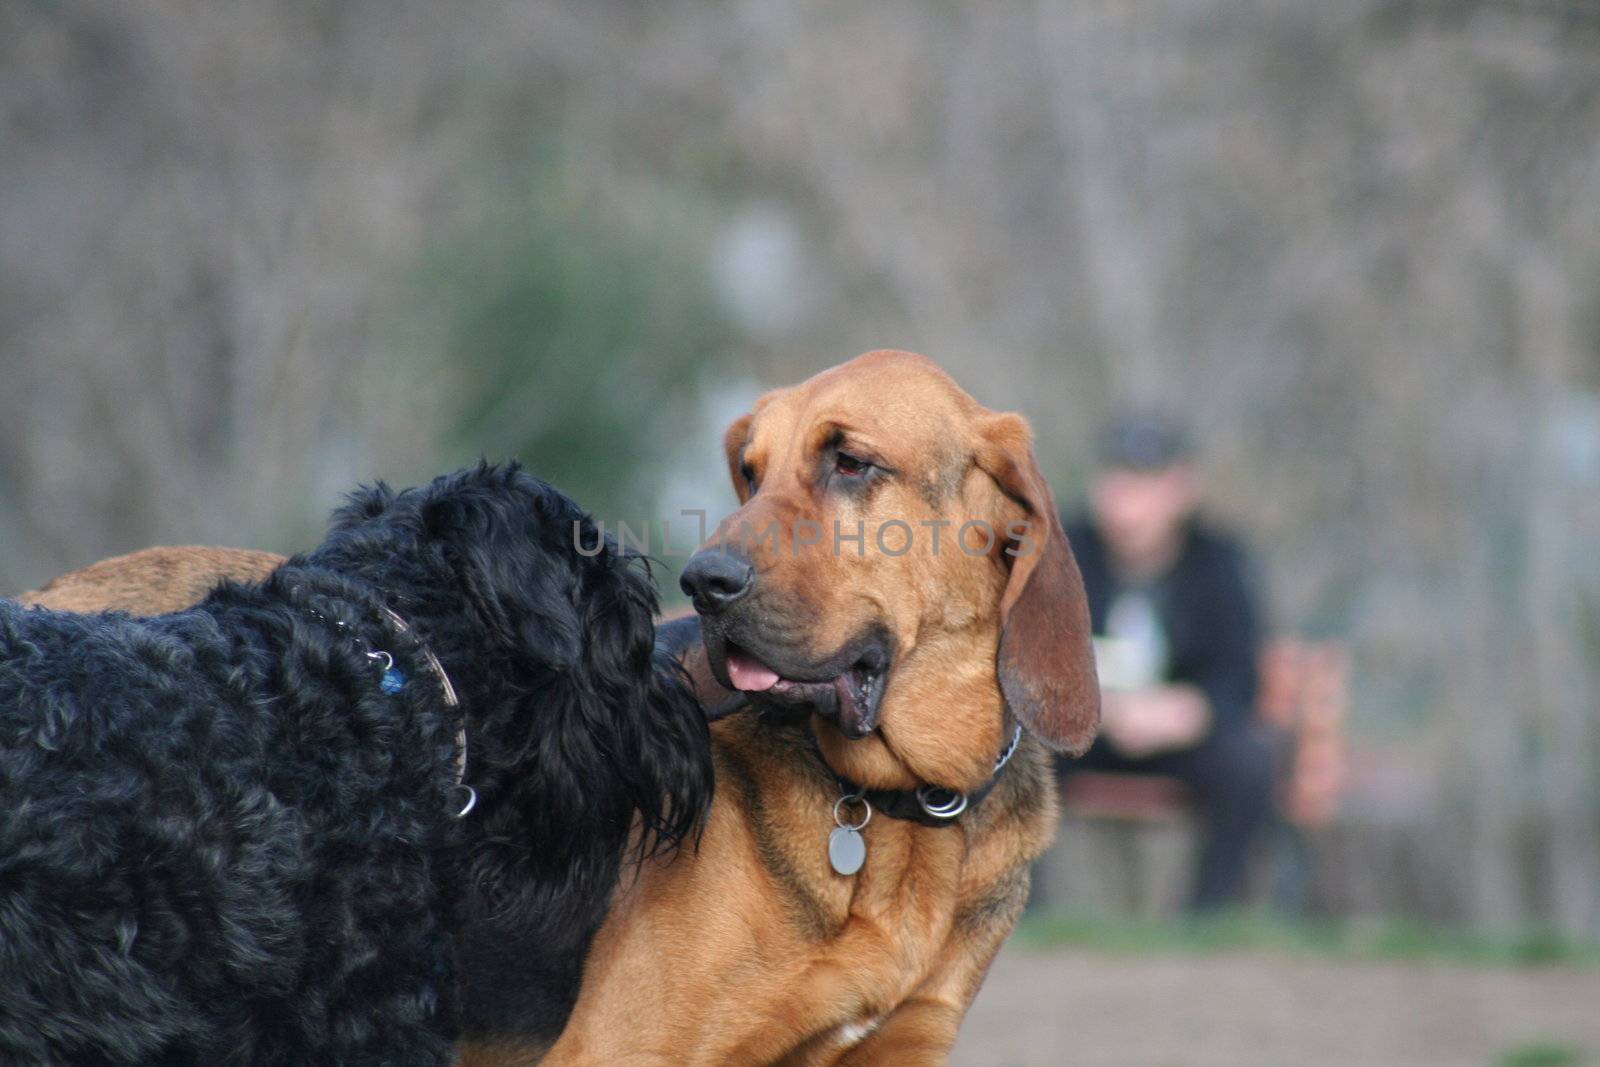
top-left (833, 724), bottom-right (1024, 829)
top-left (376, 607), bottom-right (475, 819)
top-left (301, 598), bottom-right (474, 818)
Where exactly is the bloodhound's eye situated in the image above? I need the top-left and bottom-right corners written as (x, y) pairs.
top-left (834, 451), bottom-right (870, 477)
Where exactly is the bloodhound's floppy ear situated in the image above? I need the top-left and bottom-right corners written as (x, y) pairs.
top-left (976, 413), bottom-right (1101, 755)
top-left (723, 412), bottom-right (755, 503)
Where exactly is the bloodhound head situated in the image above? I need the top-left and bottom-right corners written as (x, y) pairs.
top-left (680, 350), bottom-right (1099, 792)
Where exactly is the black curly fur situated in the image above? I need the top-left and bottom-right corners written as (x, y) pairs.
top-left (0, 463), bottom-right (712, 1065)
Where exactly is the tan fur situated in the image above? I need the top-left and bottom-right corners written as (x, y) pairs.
top-left (16, 546), bottom-right (286, 615)
top-left (464, 350), bottom-right (1099, 1066)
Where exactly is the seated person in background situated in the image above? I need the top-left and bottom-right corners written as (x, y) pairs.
top-left (1059, 411), bottom-right (1274, 911)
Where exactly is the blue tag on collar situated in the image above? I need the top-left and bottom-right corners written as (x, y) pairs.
top-left (380, 668), bottom-right (406, 694)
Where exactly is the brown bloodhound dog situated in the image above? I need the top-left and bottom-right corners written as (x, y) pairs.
top-left (464, 349), bottom-right (1100, 1065)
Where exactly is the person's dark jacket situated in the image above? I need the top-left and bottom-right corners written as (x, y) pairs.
top-left (1063, 516), bottom-right (1263, 733)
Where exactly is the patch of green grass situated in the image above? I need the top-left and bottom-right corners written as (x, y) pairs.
top-left (1014, 910), bottom-right (1600, 968)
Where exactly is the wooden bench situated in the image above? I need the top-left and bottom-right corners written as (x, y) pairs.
top-left (1058, 638), bottom-right (1348, 827)
top-left (1040, 640), bottom-right (1348, 914)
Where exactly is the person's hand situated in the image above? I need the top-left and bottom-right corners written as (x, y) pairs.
top-left (1100, 684), bottom-right (1211, 758)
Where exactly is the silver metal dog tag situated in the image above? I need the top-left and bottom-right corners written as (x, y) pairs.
top-left (828, 826), bottom-right (866, 876)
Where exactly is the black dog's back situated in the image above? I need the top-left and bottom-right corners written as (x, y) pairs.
top-left (0, 591), bottom-right (461, 1066)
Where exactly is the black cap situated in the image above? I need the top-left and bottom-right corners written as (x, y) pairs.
top-left (1096, 410), bottom-right (1193, 470)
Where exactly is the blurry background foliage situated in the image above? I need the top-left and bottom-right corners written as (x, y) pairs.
top-left (431, 160), bottom-right (738, 526)
top-left (3, 0), bottom-right (1600, 936)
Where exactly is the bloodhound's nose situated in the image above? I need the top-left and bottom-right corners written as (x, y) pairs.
top-left (680, 549), bottom-right (754, 615)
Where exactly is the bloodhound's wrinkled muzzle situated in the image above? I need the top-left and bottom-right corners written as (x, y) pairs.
top-left (681, 546), bottom-right (893, 739)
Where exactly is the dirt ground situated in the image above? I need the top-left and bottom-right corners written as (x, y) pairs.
top-left (953, 944), bottom-right (1600, 1066)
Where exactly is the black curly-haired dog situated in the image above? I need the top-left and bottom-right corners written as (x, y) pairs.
top-left (0, 463), bottom-right (711, 1066)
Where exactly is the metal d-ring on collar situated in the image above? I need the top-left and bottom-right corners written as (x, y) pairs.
top-left (914, 784), bottom-right (970, 820)
top-left (914, 723), bottom-right (1024, 821)
top-left (827, 723), bottom-right (1028, 829)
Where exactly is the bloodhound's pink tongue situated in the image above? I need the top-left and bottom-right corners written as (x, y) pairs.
top-left (726, 649), bottom-right (780, 692)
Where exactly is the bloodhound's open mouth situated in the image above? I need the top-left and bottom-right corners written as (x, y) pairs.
top-left (707, 631), bottom-right (891, 740)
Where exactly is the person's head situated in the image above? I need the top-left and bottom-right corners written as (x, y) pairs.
top-left (1089, 411), bottom-right (1200, 575)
